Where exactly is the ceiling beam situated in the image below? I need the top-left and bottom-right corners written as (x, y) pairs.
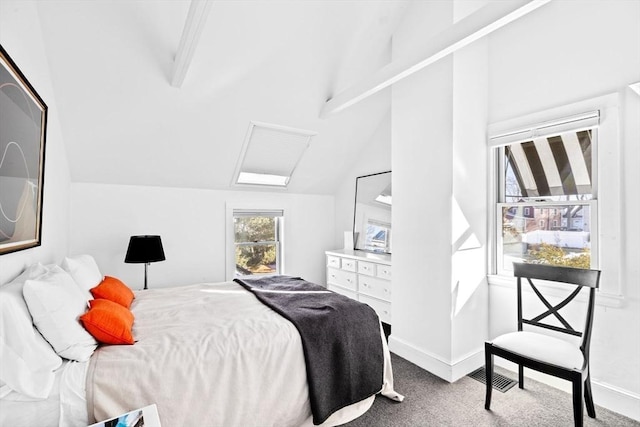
top-left (320, 0), bottom-right (551, 117)
top-left (171, 0), bottom-right (213, 88)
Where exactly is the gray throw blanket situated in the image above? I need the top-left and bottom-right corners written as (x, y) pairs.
top-left (234, 275), bottom-right (384, 425)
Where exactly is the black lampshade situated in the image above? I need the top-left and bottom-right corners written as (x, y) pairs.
top-left (124, 235), bottom-right (166, 264)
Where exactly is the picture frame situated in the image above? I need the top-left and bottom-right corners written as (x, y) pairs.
top-left (0, 44), bottom-right (48, 255)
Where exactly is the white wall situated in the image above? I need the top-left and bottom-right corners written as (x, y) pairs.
top-left (451, 0), bottom-right (489, 371)
top-left (390, 0), bottom-right (456, 369)
top-left (333, 111), bottom-right (391, 249)
top-left (69, 183), bottom-right (335, 290)
top-left (0, 0), bottom-right (71, 284)
top-left (389, 0), bottom-right (489, 381)
top-left (487, 0), bottom-right (640, 420)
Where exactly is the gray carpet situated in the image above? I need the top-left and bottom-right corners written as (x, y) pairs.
top-left (343, 353), bottom-right (639, 427)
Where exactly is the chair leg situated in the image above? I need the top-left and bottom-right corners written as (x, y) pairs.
top-left (484, 344), bottom-right (493, 410)
top-left (584, 371), bottom-right (596, 418)
top-left (519, 364), bottom-right (524, 389)
top-left (573, 377), bottom-right (584, 427)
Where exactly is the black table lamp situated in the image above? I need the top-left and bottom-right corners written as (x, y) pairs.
top-left (124, 235), bottom-right (165, 290)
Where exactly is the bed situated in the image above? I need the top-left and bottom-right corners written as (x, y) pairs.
top-left (0, 256), bottom-right (402, 427)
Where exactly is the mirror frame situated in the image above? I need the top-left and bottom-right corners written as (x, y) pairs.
top-left (353, 171), bottom-right (392, 254)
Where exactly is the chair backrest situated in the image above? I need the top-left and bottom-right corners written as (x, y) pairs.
top-left (512, 262), bottom-right (601, 357)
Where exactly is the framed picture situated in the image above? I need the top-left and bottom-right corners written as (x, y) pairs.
top-left (0, 45), bottom-right (47, 255)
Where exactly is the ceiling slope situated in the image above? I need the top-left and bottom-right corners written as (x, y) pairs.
top-left (35, 0), bottom-right (408, 194)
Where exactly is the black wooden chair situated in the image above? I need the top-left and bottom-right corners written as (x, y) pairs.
top-left (484, 262), bottom-right (601, 427)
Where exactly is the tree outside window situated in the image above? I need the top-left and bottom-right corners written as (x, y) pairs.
top-left (234, 211), bottom-right (282, 276)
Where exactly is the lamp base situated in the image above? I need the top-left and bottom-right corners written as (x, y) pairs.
top-left (144, 262), bottom-right (149, 290)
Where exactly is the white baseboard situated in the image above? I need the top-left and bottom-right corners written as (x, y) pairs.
top-left (495, 360), bottom-right (640, 422)
top-left (388, 335), bottom-right (484, 382)
top-left (591, 381), bottom-right (640, 421)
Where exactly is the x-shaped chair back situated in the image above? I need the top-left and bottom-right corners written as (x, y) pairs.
top-left (515, 262), bottom-right (600, 359)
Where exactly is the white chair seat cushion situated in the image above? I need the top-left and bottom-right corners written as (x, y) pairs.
top-left (491, 331), bottom-right (584, 370)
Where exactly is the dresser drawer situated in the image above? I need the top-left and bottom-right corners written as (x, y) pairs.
top-left (359, 295), bottom-right (391, 324)
top-left (376, 265), bottom-right (392, 280)
top-left (326, 255), bottom-right (341, 269)
top-left (328, 285), bottom-right (358, 301)
top-left (341, 258), bottom-right (357, 272)
top-left (357, 261), bottom-right (376, 276)
top-left (359, 275), bottom-right (392, 302)
top-left (326, 268), bottom-right (357, 291)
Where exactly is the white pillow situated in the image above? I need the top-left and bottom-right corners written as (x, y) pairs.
top-left (0, 264), bottom-right (63, 399)
top-left (23, 266), bottom-right (98, 362)
top-left (61, 254), bottom-right (102, 298)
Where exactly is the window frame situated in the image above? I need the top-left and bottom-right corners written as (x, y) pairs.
top-left (226, 207), bottom-right (285, 279)
top-left (231, 121), bottom-right (316, 189)
top-left (487, 93), bottom-right (623, 305)
top-left (489, 113), bottom-right (600, 277)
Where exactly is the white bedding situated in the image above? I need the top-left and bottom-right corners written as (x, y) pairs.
top-left (0, 360), bottom-right (89, 427)
top-left (87, 281), bottom-right (401, 426)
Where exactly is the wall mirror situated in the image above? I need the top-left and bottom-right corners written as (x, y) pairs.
top-left (353, 171), bottom-right (392, 254)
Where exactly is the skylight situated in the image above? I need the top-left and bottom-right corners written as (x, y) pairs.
top-left (375, 194), bottom-right (392, 205)
top-left (375, 183), bottom-right (392, 206)
top-left (233, 122), bottom-right (316, 188)
top-left (237, 172), bottom-right (289, 187)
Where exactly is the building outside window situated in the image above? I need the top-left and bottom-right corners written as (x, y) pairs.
top-left (492, 112), bottom-right (599, 275)
top-left (233, 210), bottom-right (283, 276)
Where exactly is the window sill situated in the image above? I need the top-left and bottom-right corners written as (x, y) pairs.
top-left (487, 275), bottom-right (625, 308)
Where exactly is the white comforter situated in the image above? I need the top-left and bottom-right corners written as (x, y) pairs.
top-left (87, 281), bottom-right (401, 426)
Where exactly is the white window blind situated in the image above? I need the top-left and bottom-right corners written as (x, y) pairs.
top-left (488, 111), bottom-right (600, 148)
top-left (233, 122), bottom-right (316, 187)
top-left (233, 209), bottom-right (284, 218)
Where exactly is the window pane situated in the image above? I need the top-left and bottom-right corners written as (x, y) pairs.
top-left (233, 212), bottom-right (281, 277)
top-left (234, 216), bottom-right (276, 243)
top-left (500, 204), bottom-right (592, 270)
top-left (504, 130), bottom-right (593, 202)
top-left (235, 243), bottom-right (277, 276)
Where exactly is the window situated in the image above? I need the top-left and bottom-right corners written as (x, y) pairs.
top-left (363, 219), bottom-right (391, 253)
top-left (492, 112), bottom-right (599, 275)
top-left (232, 122), bottom-right (316, 188)
top-left (233, 210), bottom-right (283, 276)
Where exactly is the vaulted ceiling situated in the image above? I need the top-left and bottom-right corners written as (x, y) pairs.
top-left (35, 1), bottom-right (409, 194)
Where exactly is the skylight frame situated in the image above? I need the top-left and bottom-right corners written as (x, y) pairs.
top-left (232, 121), bottom-right (317, 189)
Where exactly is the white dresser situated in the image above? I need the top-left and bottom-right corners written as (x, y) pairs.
top-left (325, 249), bottom-right (392, 324)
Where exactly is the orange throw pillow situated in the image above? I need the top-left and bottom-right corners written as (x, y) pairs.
top-left (80, 299), bottom-right (134, 345)
top-left (91, 276), bottom-right (134, 308)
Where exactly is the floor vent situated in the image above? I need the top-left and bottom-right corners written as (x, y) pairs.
top-left (468, 367), bottom-right (517, 393)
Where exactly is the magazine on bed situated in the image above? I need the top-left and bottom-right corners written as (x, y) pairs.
top-left (89, 404), bottom-right (160, 427)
